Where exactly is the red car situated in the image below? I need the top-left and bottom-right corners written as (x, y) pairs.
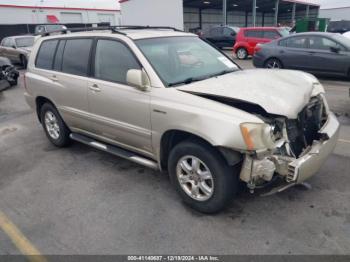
top-left (233, 27), bottom-right (289, 59)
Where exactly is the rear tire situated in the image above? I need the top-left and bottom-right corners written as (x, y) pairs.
top-left (40, 103), bottom-right (71, 147)
top-left (264, 58), bottom-right (283, 69)
top-left (236, 48), bottom-right (248, 60)
top-left (168, 140), bottom-right (238, 214)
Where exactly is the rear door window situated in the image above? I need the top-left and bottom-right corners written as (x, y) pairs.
top-left (61, 39), bottom-right (93, 76)
top-left (279, 36), bottom-right (307, 48)
top-left (36, 40), bottom-right (58, 70)
top-left (244, 30), bottom-right (263, 38)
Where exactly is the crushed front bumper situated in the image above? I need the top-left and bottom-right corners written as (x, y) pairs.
top-left (287, 112), bottom-right (339, 183)
top-left (240, 113), bottom-right (340, 186)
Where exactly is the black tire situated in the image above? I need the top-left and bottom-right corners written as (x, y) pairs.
top-left (264, 58), bottom-right (283, 69)
top-left (168, 140), bottom-right (238, 214)
top-left (20, 55), bottom-right (27, 69)
top-left (9, 79), bottom-right (18, 86)
top-left (40, 103), bottom-right (71, 147)
top-left (236, 47), bottom-right (248, 60)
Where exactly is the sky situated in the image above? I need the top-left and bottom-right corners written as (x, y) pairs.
top-left (0, 0), bottom-right (120, 9)
top-left (306, 0), bottom-right (350, 8)
top-left (0, 0), bottom-right (349, 10)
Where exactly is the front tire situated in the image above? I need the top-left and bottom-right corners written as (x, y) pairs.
top-left (168, 140), bottom-right (238, 214)
top-left (40, 103), bottom-right (71, 147)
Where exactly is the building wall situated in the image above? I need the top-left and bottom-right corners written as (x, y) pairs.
top-left (184, 7), bottom-right (318, 31)
top-left (0, 6), bottom-right (121, 25)
top-left (319, 7), bottom-right (350, 21)
top-left (184, 7), bottom-right (275, 31)
top-left (120, 0), bottom-right (184, 30)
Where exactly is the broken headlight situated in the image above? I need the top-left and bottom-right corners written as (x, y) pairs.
top-left (240, 122), bottom-right (281, 151)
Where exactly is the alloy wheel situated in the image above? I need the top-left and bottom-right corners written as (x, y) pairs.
top-left (44, 111), bottom-right (60, 140)
top-left (176, 155), bottom-right (214, 201)
top-left (266, 59), bottom-right (281, 69)
top-left (237, 49), bottom-right (247, 59)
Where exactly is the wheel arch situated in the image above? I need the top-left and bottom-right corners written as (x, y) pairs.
top-left (264, 57), bottom-right (284, 68)
top-left (235, 45), bottom-right (248, 53)
top-left (159, 129), bottom-right (242, 171)
top-left (35, 96), bottom-right (56, 123)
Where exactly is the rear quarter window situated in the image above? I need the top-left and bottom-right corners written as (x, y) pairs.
top-left (263, 30), bottom-right (280, 39)
top-left (36, 40), bottom-right (58, 70)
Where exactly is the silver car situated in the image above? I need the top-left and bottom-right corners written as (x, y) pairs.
top-left (24, 27), bottom-right (340, 213)
top-left (0, 35), bottom-right (36, 67)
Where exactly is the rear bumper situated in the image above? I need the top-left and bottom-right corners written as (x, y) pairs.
top-left (252, 54), bottom-right (264, 68)
top-left (288, 112), bottom-right (340, 183)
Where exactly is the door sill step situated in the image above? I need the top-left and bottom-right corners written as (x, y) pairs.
top-left (69, 133), bottom-right (159, 170)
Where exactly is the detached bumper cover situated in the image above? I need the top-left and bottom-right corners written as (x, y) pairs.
top-left (288, 112), bottom-right (340, 183)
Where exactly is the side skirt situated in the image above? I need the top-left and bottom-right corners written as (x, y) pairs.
top-left (70, 133), bottom-right (159, 170)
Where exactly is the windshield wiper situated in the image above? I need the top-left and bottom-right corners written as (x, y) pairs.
top-left (210, 69), bottom-right (235, 78)
top-left (168, 76), bottom-right (207, 87)
top-left (168, 69), bottom-right (235, 87)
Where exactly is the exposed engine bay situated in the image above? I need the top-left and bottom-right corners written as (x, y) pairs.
top-left (240, 95), bottom-right (329, 191)
top-left (197, 93), bottom-right (330, 192)
top-left (0, 57), bottom-right (19, 91)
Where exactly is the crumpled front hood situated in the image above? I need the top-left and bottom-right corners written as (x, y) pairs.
top-left (176, 69), bottom-right (323, 119)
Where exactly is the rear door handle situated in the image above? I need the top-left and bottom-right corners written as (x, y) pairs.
top-left (89, 84), bottom-right (101, 92)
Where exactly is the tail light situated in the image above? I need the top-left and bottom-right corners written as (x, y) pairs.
top-left (255, 44), bottom-right (262, 53)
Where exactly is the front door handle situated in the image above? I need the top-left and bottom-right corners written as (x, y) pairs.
top-left (89, 84), bottom-right (101, 92)
top-left (50, 75), bottom-right (59, 82)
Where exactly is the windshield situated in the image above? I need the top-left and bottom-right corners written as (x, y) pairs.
top-left (333, 34), bottom-right (350, 49)
top-left (136, 36), bottom-right (239, 87)
top-left (15, 37), bottom-right (34, 47)
top-left (278, 28), bottom-right (290, 37)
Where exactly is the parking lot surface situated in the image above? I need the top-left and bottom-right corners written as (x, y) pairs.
top-left (0, 59), bottom-right (349, 255)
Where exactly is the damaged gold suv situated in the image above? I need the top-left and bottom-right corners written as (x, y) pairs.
top-left (24, 26), bottom-right (340, 213)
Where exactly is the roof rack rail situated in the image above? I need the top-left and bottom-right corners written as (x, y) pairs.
top-left (40, 25), bottom-right (183, 37)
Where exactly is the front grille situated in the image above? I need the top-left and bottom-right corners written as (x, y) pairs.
top-left (286, 96), bottom-right (328, 157)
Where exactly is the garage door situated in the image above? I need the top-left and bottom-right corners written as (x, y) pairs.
top-left (60, 12), bottom-right (83, 23)
top-left (98, 14), bottom-right (115, 24)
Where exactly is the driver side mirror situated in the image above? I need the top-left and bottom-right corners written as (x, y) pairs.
top-left (330, 46), bottom-right (340, 53)
top-left (126, 69), bottom-right (150, 91)
top-left (12, 45), bottom-right (16, 49)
